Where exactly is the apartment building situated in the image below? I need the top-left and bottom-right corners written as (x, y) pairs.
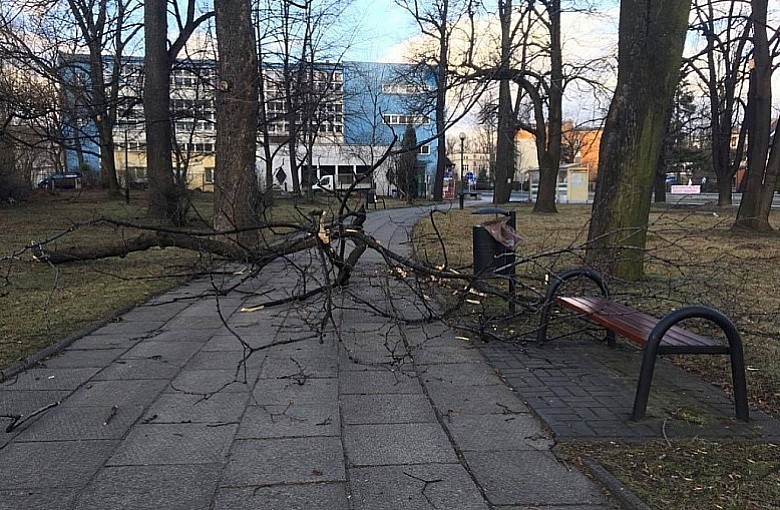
top-left (63, 56), bottom-right (438, 197)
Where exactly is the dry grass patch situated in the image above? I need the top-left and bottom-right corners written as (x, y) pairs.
top-left (559, 440), bottom-right (780, 510)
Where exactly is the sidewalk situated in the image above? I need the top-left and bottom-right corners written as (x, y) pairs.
top-left (0, 205), bottom-right (613, 509)
top-left (3, 204), bottom-right (774, 509)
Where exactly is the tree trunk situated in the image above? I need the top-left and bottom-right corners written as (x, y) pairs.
top-left (86, 45), bottom-right (121, 198)
top-left (586, 0), bottom-right (691, 280)
top-left (492, 0), bottom-right (514, 205)
top-left (733, 0), bottom-right (777, 231)
top-left (214, 0), bottom-right (259, 248)
top-left (433, 57), bottom-right (447, 201)
top-left (531, 0), bottom-right (563, 214)
top-left (144, 0), bottom-right (178, 221)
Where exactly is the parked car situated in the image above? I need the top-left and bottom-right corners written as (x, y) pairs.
top-left (37, 171), bottom-right (83, 190)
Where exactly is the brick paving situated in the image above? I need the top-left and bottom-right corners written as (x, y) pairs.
top-left (481, 338), bottom-right (780, 442)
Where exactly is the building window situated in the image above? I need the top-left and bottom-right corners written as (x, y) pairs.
top-left (382, 114), bottom-right (429, 125)
top-left (382, 83), bottom-right (421, 95)
top-left (418, 145), bottom-right (430, 155)
top-left (204, 167), bottom-right (214, 184)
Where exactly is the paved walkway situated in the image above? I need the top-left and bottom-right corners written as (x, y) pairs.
top-left (1, 203), bottom-right (774, 509)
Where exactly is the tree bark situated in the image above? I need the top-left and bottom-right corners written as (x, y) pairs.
top-left (733, 0), bottom-right (777, 231)
top-left (144, 0), bottom-right (178, 221)
top-left (214, 0), bottom-right (260, 247)
top-left (432, 30), bottom-right (448, 202)
top-left (493, 0), bottom-right (515, 205)
top-left (531, 0), bottom-right (563, 214)
top-left (586, 0), bottom-right (691, 280)
top-left (33, 231), bottom-right (316, 265)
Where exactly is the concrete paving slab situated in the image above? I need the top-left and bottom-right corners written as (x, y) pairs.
top-left (90, 320), bottom-right (167, 336)
top-left (0, 389), bottom-right (70, 417)
top-left (420, 362), bottom-right (504, 386)
top-left (133, 328), bottom-right (212, 343)
top-left (411, 345), bottom-right (487, 364)
top-left (66, 334), bottom-right (142, 350)
top-left (201, 333), bottom-right (275, 351)
top-left (13, 404), bottom-right (144, 441)
top-left (213, 483), bottom-right (349, 510)
top-left (252, 377), bottom-right (338, 405)
top-left (144, 391), bottom-right (249, 424)
top-left (463, 450), bottom-right (607, 507)
top-left (236, 403), bottom-right (340, 439)
top-left (338, 348), bottom-right (411, 367)
top-left (425, 382), bottom-right (528, 415)
top-left (258, 352), bottom-right (339, 379)
top-left (340, 393), bottom-right (436, 425)
top-left (0, 489), bottom-right (79, 510)
top-left (61, 379), bottom-right (167, 407)
top-left (339, 369), bottom-right (422, 395)
top-left (223, 437), bottom-right (345, 486)
top-left (93, 358), bottom-right (182, 380)
top-left (117, 302), bottom-right (189, 322)
top-left (74, 464), bottom-right (222, 510)
top-left (348, 464), bottom-right (489, 510)
top-left (184, 350), bottom-right (266, 370)
top-left (121, 340), bottom-right (204, 363)
top-left (0, 367), bottom-right (101, 391)
top-left (106, 423), bottom-right (237, 466)
top-left (168, 369), bottom-right (256, 394)
top-left (339, 353), bottom-right (415, 373)
top-left (0, 440), bottom-right (119, 489)
top-left (343, 423), bottom-right (457, 466)
top-left (443, 414), bottom-right (552, 451)
top-left (39, 348), bottom-right (126, 368)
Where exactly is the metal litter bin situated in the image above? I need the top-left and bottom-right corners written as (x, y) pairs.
top-left (472, 208), bottom-right (518, 313)
top-left (472, 208), bottom-right (517, 278)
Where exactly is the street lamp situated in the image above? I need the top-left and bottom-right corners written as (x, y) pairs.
top-left (124, 128), bottom-right (130, 204)
top-left (459, 131), bottom-right (466, 209)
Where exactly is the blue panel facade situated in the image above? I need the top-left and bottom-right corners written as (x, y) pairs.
top-left (60, 54), bottom-right (102, 173)
top-left (342, 61), bottom-right (438, 192)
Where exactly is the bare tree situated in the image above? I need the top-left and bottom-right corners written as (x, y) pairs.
top-left (586, 0), bottom-right (692, 280)
top-left (397, 0), bottom-right (470, 202)
top-left (688, 0), bottom-right (752, 206)
top-left (733, 0), bottom-right (780, 231)
top-left (462, 1), bottom-right (609, 209)
top-left (144, 0), bottom-right (213, 223)
top-left (65, 0), bottom-right (141, 197)
top-left (1, 0), bottom-right (142, 194)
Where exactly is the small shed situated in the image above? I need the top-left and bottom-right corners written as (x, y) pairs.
top-left (525, 163), bottom-right (589, 204)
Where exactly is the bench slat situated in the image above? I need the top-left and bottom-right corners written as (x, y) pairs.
top-left (556, 296), bottom-right (727, 353)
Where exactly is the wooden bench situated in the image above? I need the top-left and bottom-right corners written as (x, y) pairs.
top-left (537, 268), bottom-right (749, 422)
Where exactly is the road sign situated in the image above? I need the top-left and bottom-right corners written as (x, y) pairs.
top-left (465, 171), bottom-right (474, 181)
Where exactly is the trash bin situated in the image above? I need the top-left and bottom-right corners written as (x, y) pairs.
top-left (472, 208), bottom-right (518, 278)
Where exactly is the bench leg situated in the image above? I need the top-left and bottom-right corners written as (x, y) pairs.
top-left (631, 348), bottom-right (658, 421)
top-left (537, 268), bottom-right (611, 343)
top-left (633, 306), bottom-right (750, 422)
top-left (729, 343), bottom-right (750, 422)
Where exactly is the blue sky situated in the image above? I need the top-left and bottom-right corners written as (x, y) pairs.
top-left (342, 0), bottom-right (417, 62)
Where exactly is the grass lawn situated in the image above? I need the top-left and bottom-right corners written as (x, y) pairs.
top-left (413, 202), bottom-right (780, 509)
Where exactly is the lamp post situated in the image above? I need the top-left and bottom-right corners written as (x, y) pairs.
top-left (458, 131), bottom-right (466, 209)
top-left (124, 128), bottom-right (130, 204)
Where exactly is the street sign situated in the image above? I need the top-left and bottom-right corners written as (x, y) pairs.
top-left (465, 171), bottom-right (474, 182)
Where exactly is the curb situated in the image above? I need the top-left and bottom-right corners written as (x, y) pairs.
top-left (582, 457), bottom-right (653, 510)
top-left (0, 305), bottom-right (136, 383)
